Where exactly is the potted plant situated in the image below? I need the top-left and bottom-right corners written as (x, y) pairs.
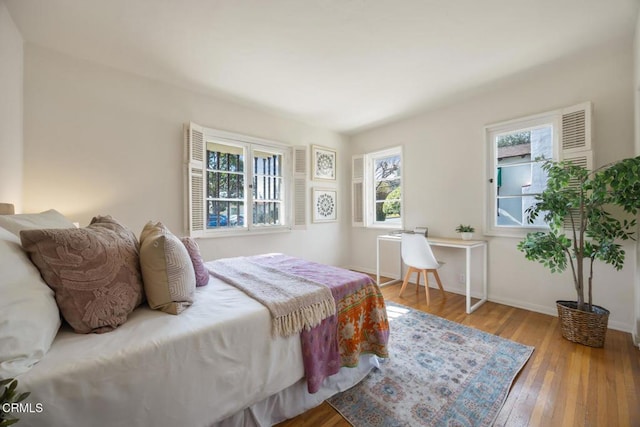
top-left (517, 156), bottom-right (640, 347)
top-left (455, 224), bottom-right (475, 240)
top-left (1, 378), bottom-right (30, 426)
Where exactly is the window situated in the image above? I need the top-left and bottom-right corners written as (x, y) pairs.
top-left (352, 146), bottom-right (403, 228)
top-left (485, 102), bottom-right (592, 237)
top-left (186, 123), bottom-right (300, 237)
top-left (206, 142), bottom-right (246, 228)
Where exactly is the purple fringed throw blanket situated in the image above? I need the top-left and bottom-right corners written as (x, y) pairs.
top-left (207, 254), bottom-right (390, 393)
top-left (207, 256), bottom-right (336, 337)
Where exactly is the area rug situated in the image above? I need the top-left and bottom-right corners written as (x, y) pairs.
top-left (327, 303), bottom-right (534, 427)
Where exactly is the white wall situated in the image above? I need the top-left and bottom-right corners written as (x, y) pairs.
top-left (22, 45), bottom-right (351, 266)
top-left (349, 38), bottom-right (636, 332)
top-left (634, 10), bottom-right (640, 346)
top-left (0, 0), bottom-right (23, 212)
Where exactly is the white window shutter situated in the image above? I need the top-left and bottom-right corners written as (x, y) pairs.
top-left (559, 102), bottom-right (593, 231)
top-left (559, 102), bottom-right (594, 190)
top-left (185, 122), bottom-right (206, 237)
top-left (292, 146), bottom-right (307, 229)
top-left (560, 102), bottom-right (592, 156)
top-left (562, 150), bottom-right (593, 170)
top-left (352, 155), bottom-right (364, 227)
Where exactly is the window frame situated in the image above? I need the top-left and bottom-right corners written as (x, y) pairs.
top-left (205, 138), bottom-right (247, 231)
top-left (188, 124), bottom-right (293, 238)
top-left (363, 146), bottom-right (404, 230)
top-left (486, 95), bottom-right (598, 239)
top-left (485, 111), bottom-right (561, 237)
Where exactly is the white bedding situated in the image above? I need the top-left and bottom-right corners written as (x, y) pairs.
top-left (16, 275), bottom-right (306, 427)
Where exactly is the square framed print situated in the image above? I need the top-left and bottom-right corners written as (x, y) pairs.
top-left (311, 145), bottom-right (337, 181)
top-left (312, 188), bottom-right (337, 222)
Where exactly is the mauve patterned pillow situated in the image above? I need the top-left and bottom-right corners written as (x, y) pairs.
top-left (20, 215), bottom-right (144, 334)
top-left (180, 237), bottom-right (209, 287)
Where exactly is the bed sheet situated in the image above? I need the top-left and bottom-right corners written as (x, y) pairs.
top-left (16, 276), bottom-right (304, 427)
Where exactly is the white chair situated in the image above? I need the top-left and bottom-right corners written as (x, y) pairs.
top-left (399, 233), bottom-right (445, 305)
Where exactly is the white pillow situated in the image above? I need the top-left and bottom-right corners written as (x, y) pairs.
top-left (0, 227), bottom-right (61, 379)
top-left (0, 209), bottom-right (75, 236)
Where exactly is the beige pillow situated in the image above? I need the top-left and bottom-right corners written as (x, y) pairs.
top-left (140, 222), bottom-right (195, 315)
top-left (20, 215), bottom-right (144, 334)
top-left (0, 209), bottom-right (75, 236)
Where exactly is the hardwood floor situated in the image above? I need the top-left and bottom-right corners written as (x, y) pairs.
top-left (277, 278), bottom-right (640, 427)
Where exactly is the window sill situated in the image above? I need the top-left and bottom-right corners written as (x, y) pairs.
top-left (366, 223), bottom-right (403, 230)
top-left (197, 226), bottom-right (291, 239)
top-left (483, 225), bottom-right (549, 238)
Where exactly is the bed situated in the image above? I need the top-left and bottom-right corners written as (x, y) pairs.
top-left (0, 208), bottom-right (389, 427)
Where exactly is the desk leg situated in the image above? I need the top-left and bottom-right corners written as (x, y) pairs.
top-left (467, 243), bottom-right (488, 314)
top-left (399, 249), bottom-right (403, 284)
top-left (465, 247), bottom-right (471, 313)
top-left (376, 237), bottom-right (381, 286)
top-left (483, 243), bottom-right (487, 303)
top-left (376, 237), bottom-right (403, 287)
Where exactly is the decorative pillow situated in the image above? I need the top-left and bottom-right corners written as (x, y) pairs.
top-left (180, 236), bottom-right (209, 287)
top-left (0, 209), bottom-right (75, 236)
top-left (140, 222), bottom-right (195, 314)
top-left (0, 228), bottom-right (61, 379)
top-left (20, 215), bottom-right (144, 334)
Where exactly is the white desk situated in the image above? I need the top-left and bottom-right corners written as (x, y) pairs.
top-left (376, 234), bottom-right (488, 314)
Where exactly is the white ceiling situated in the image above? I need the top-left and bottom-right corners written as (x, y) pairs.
top-left (5, 0), bottom-right (639, 134)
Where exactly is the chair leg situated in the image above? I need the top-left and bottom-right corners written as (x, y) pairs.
top-left (422, 269), bottom-right (430, 305)
top-left (399, 266), bottom-right (414, 297)
top-left (415, 269), bottom-right (420, 294)
top-left (432, 269), bottom-right (445, 297)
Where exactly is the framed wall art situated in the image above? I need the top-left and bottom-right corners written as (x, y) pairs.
top-left (311, 145), bottom-right (336, 181)
top-left (312, 188), bottom-right (337, 223)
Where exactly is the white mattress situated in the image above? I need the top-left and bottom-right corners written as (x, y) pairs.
top-left (16, 276), bottom-right (305, 427)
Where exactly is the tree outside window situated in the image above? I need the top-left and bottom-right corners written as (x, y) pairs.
top-left (371, 148), bottom-right (402, 227)
top-left (205, 141), bottom-right (286, 230)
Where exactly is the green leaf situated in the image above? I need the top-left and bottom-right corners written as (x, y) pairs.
top-left (15, 392), bottom-right (30, 403)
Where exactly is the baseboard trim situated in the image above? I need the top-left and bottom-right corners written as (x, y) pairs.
top-left (462, 296), bottom-right (631, 333)
top-left (351, 265), bottom-right (634, 333)
top-left (349, 265), bottom-right (485, 298)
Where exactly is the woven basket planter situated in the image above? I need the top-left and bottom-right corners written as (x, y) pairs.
top-left (556, 300), bottom-right (610, 348)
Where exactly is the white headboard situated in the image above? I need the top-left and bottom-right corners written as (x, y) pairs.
top-left (0, 203), bottom-right (15, 215)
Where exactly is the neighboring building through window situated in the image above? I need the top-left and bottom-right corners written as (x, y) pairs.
top-left (495, 126), bottom-right (552, 228)
top-left (485, 102), bottom-right (592, 237)
top-left (352, 146), bottom-right (403, 228)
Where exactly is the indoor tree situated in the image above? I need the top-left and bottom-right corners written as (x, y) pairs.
top-left (517, 156), bottom-right (640, 312)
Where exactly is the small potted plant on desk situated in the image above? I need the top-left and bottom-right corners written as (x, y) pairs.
top-left (517, 156), bottom-right (640, 347)
top-left (455, 224), bottom-right (475, 240)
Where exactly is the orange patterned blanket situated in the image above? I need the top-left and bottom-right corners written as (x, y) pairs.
top-left (248, 254), bottom-right (389, 393)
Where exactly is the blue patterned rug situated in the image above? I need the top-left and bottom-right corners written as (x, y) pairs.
top-left (328, 303), bottom-right (534, 427)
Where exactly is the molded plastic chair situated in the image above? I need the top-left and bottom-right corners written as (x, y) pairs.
top-left (399, 233), bottom-right (445, 305)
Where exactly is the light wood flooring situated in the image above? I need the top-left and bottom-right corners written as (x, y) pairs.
top-left (277, 277), bottom-right (640, 427)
